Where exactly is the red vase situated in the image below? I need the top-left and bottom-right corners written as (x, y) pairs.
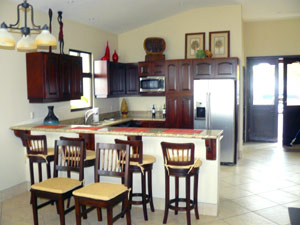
top-left (112, 50), bottom-right (118, 62)
top-left (104, 41), bottom-right (110, 61)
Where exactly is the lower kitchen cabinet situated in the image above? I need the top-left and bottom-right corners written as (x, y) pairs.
top-left (166, 95), bottom-right (193, 129)
top-left (136, 120), bottom-right (166, 128)
top-left (26, 52), bottom-right (83, 103)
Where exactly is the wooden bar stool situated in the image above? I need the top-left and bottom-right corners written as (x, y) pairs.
top-left (161, 142), bottom-right (202, 225)
top-left (31, 139), bottom-right (85, 225)
top-left (115, 136), bottom-right (155, 221)
top-left (23, 134), bottom-right (55, 186)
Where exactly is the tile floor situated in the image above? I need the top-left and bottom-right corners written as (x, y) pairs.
top-left (1, 142), bottom-right (300, 225)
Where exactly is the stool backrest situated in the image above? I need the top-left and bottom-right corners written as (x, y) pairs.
top-left (114, 139), bottom-right (143, 164)
top-left (24, 134), bottom-right (48, 155)
top-left (161, 142), bottom-right (195, 166)
top-left (54, 140), bottom-right (85, 181)
top-left (59, 136), bottom-right (87, 159)
top-left (95, 143), bottom-right (130, 187)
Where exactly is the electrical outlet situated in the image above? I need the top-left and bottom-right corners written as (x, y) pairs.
top-left (30, 112), bottom-right (34, 119)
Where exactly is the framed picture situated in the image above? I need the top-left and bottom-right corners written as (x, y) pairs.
top-left (209, 31), bottom-right (230, 58)
top-left (185, 32), bottom-right (205, 59)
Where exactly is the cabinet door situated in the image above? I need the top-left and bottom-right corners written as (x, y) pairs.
top-left (165, 61), bottom-right (178, 94)
top-left (166, 96), bottom-right (180, 128)
top-left (110, 63), bottom-right (126, 96)
top-left (178, 60), bottom-right (193, 93)
top-left (180, 96), bottom-right (194, 129)
top-left (151, 61), bottom-right (165, 76)
top-left (126, 63), bottom-right (139, 95)
top-left (138, 62), bottom-right (152, 76)
top-left (59, 56), bottom-right (72, 100)
top-left (44, 54), bottom-right (60, 100)
top-left (193, 59), bottom-right (214, 79)
top-left (214, 58), bottom-right (237, 78)
top-left (70, 56), bottom-right (83, 99)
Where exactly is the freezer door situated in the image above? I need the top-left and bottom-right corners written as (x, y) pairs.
top-left (209, 80), bottom-right (235, 164)
top-left (194, 80), bottom-right (209, 129)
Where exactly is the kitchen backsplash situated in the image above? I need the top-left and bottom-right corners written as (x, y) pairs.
top-left (119, 96), bottom-right (166, 112)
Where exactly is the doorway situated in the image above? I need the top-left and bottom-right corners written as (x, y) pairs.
top-left (246, 56), bottom-right (300, 147)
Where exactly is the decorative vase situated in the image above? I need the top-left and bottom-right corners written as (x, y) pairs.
top-left (44, 106), bottom-right (59, 125)
top-left (120, 99), bottom-right (128, 118)
top-left (112, 50), bottom-right (118, 62)
top-left (104, 41), bottom-right (110, 61)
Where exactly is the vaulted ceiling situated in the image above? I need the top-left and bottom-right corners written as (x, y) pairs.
top-left (9, 0), bottom-right (300, 34)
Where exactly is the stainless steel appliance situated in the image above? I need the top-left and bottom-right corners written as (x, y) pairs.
top-left (194, 79), bottom-right (236, 164)
top-left (140, 76), bottom-right (165, 93)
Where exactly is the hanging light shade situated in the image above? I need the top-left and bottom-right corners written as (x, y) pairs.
top-left (35, 25), bottom-right (57, 47)
top-left (17, 35), bottom-right (37, 51)
top-left (0, 23), bottom-right (15, 47)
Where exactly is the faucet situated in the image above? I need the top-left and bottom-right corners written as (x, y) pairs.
top-left (84, 108), bottom-right (99, 124)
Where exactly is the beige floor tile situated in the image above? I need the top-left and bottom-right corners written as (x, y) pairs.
top-left (281, 185), bottom-right (300, 196)
top-left (220, 186), bottom-right (252, 199)
top-left (284, 200), bottom-right (300, 208)
top-left (200, 220), bottom-right (230, 225)
top-left (216, 200), bottom-right (249, 219)
top-left (221, 175), bottom-right (255, 185)
top-left (237, 182), bottom-right (278, 194)
top-left (255, 205), bottom-right (290, 225)
top-left (258, 190), bottom-right (300, 204)
top-left (232, 195), bottom-right (278, 211)
top-left (223, 212), bottom-right (277, 225)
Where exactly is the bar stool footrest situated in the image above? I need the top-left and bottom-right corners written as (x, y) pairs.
top-left (131, 193), bottom-right (151, 205)
top-left (168, 198), bottom-right (195, 211)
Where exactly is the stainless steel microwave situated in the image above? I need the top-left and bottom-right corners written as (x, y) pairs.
top-left (139, 76), bottom-right (165, 93)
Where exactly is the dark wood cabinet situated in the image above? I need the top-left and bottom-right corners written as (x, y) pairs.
top-left (26, 52), bottom-right (83, 103)
top-left (165, 60), bottom-right (193, 94)
top-left (126, 63), bottom-right (139, 95)
top-left (134, 120), bottom-right (165, 128)
top-left (193, 57), bottom-right (238, 79)
top-left (138, 61), bottom-right (165, 76)
top-left (109, 62), bottom-right (126, 97)
top-left (94, 60), bottom-right (139, 98)
top-left (165, 95), bottom-right (193, 128)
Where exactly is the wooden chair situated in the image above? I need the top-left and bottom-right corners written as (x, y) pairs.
top-left (23, 134), bottom-right (55, 186)
top-left (30, 139), bottom-right (85, 225)
top-left (161, 142), bottom-right (202, 225)
top-left (115, 136), bottom-right (155, 221)
top-left (73, 143), bottom-right (132, 225)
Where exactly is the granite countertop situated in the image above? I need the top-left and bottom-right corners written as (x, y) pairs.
top-left (10, 123), bottom-right (223, 139)
top-left (10, 111), bottom-right (223, 139)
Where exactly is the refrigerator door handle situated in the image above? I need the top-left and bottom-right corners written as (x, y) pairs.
top-left (206, 92), bottom-right (211, 129)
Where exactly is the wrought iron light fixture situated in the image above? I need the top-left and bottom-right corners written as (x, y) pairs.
top-left (0, 0), bottom-right (57, 51)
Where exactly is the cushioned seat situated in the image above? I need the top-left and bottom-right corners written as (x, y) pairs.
top-left (73, 182), bottom-right (129, 201)
top-left (130, 154), bottom-right (156, 166)
top-left (26, 147), bottom-right (55, 159)
top-left (31, 177), bottom-right (82, 194)
top-left (86, 149), bottom-right (96, 161)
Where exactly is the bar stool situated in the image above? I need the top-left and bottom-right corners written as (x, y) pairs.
top-left (115, 136), bottom-right (155, 221)
top-left (161, 142), bottom-right (202, 225)
top-left (23, 134), bottom-right (55, 186)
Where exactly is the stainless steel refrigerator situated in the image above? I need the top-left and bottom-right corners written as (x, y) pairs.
top-left (194, 79), bottom-right (236, 164)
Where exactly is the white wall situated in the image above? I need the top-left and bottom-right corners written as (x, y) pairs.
top-left (0, 0), bottom-right (119, 191)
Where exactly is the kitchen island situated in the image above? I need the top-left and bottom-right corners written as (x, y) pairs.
top-left (10, 122), bottom-right (223, 216)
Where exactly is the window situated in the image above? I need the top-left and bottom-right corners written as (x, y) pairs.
top-left (69, 49), bottom-right (93, 111)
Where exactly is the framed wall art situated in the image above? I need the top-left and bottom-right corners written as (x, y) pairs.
top-left (185, 32), bottom-right (205, 59)
top-left (209, 31), bottom-right (230, 58)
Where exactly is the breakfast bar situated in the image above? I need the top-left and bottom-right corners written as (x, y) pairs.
top-left (10, 123), bottom-right (223, 216)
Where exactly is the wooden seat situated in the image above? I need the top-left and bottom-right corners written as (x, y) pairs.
top-left (115, 136), bottom-right (155, 221)
top-left (73, 143), bottom-right (131, 225)
top-left (161, 142), bottom-right (201, 225)
top-left (30, 139), bottom-right (85, 225)
top-left (23, 135), bottom-right (55, 186)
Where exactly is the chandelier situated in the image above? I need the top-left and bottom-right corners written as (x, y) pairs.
top-left (0, 0), bottom-right (57, 51)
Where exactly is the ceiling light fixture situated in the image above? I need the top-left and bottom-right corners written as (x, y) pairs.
top-left (0, 0), bottom-right (57, 51)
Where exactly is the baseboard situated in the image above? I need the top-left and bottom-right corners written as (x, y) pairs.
top-left (0, 182), bottom-right (29, 202)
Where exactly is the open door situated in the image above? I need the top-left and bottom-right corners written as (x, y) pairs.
top-left (283, 58), bottom-right (300, 146)
top-left (247, 58), bottom-right (278, 142)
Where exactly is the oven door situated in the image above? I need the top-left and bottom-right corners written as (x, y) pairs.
top-left (140, 76), bottom-right (165, 92)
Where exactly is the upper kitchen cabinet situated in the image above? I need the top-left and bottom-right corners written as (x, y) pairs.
top-left (165, 59), bottom-right (193, 95)
top-left (94, 60), bottom-right (139, 98)
top-left (193, 57), bottom-right (238, 79)
top-left (26, 52), bottom-right (83, 103)
top-left (138, 61), bottom-right (165, 76)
